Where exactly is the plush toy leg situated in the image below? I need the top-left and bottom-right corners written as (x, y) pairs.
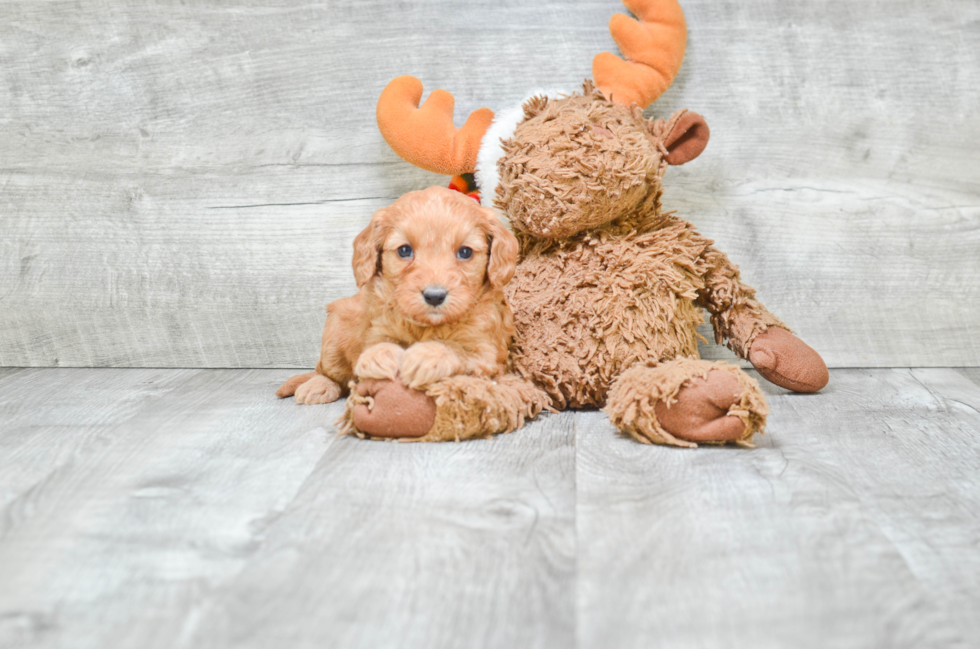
top-left (340, 375), bottom-right (550, 442)
top-left (605, 358), bottom-right (768, 448)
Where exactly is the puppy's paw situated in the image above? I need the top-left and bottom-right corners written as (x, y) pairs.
top-left (294, 374), bottom-right (342, 405)
top-left (354, 342), bottom-right (405, 381)
top-left (276, 371), bottom-right (317, 398)
top-left (400, 342), bottom-right (463, 389)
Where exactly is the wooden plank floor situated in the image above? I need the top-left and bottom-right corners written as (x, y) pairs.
top-left (1, 368), bottom-right (979, 648)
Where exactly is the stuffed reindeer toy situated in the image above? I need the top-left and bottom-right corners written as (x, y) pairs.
top-left (343, 0), bottom-right (828, 446)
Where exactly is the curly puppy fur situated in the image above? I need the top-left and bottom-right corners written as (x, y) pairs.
top-left (276, 186), bottom-right (519, 404)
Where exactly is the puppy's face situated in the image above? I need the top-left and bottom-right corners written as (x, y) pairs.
top-left (352, 186), bottom-right (517, 327)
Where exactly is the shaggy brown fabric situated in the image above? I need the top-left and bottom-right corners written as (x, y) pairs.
top-left (507, 209), bottom-right (706, 408)
top-left (505, 205), bottom-right (783, 411)
top-left (491, 84), bottom-right (792, 446)
top-left (496, 81), bottom-right (665, 240)
top-left (340, 374), bottom-right (550, 443)
top-left (697, 247), bottom-right (787, 358)
top-left (606, 358), bottom-right (767, 448)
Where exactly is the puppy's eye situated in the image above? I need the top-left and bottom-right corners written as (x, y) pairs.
top-left (457, 246), bottom-right (473, 260)
top-left (397, 244), bottom-right (413, 259)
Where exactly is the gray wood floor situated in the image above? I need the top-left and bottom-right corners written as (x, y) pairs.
top-left (2, 367), bottom-right (979, 649)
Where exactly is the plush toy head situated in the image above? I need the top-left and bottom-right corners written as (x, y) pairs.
top-left (376, 0), bottom-right (707, 236)
top-left (496, 84), bottom-right (708, 239)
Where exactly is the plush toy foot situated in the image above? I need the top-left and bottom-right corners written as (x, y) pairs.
top-left (342, 374), bottom-right (550, 442)
top-left (749, 327), bottom-right (829, 393)
top-left (655, 370), bottom-right (747, 443)
top-left (350, 378), bottom-right (437, 438)
top-left (606, 358), bottom-right (768, 448)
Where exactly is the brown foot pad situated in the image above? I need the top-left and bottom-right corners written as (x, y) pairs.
top-left (749, 327), bottom-right (829, 393)
top-left (655, 370), bottom-right (746, 443)
top-left (606, 358), bottom-right (768, 448)
top-left (349, 378), bottom-right (437, 438)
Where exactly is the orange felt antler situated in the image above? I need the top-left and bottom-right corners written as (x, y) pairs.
top-left (376, 76), bottom-right (495, 176)
top-left (593, 0), bottom-right (688, 108)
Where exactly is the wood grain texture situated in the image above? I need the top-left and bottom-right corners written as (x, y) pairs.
top-left (577, 367), bottom-right (980, 649)
top-left (0, 368), bottom-right (575, 649)
top-left (2, 368), bottom-right (980, 647)
top-left (1, 0), bottom-right (979, 367)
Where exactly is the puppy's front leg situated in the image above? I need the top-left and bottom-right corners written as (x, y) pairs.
top-left (400, 342), bottom-right (464, 389)
top-left (354, 342), bottom-right (405, 381)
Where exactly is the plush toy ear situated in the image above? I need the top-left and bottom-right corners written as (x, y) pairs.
top-left (663, 111), bottom-right (709, 165)
top-left (484, 211), bottom-right (519, 288)
top-left (352, 208), bottom-right (389, 288)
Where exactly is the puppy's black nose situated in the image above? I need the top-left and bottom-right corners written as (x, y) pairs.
top-left (422, 286), bottom-right (447, 307)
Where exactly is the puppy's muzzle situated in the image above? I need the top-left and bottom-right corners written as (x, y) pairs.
top-left (422, 286), bottom-right (448, 307)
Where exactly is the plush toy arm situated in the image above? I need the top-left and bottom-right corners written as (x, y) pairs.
top-left (696, 245), bottom-right (828, 392)
top-left (696, 245), bottom-right (785, 358)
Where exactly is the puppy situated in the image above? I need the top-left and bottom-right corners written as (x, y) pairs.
top-left (276, 185), bottom-right (519, 405)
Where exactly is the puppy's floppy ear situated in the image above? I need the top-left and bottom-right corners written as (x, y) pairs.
top-left (352, 208), bottom-right (389, 288)
top-left (483, 209), bottom-right (518, 288)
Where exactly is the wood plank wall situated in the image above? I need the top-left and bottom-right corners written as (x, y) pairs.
top-left (1, 0), bottom-right (978, 368)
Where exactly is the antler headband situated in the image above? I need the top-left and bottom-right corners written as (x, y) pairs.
top-left (376, 0), bottom-right (688, 177)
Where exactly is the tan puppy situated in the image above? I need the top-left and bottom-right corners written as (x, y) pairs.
top-left (276, 185), bottom-right (518, 405)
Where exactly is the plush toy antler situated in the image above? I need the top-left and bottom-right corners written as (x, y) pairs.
top-left (376, 75), bottom-right (495, 175)
top-left (593, 0), bottom-right (688, 108)
top-left (377, 0), bottom-right (687, 176)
